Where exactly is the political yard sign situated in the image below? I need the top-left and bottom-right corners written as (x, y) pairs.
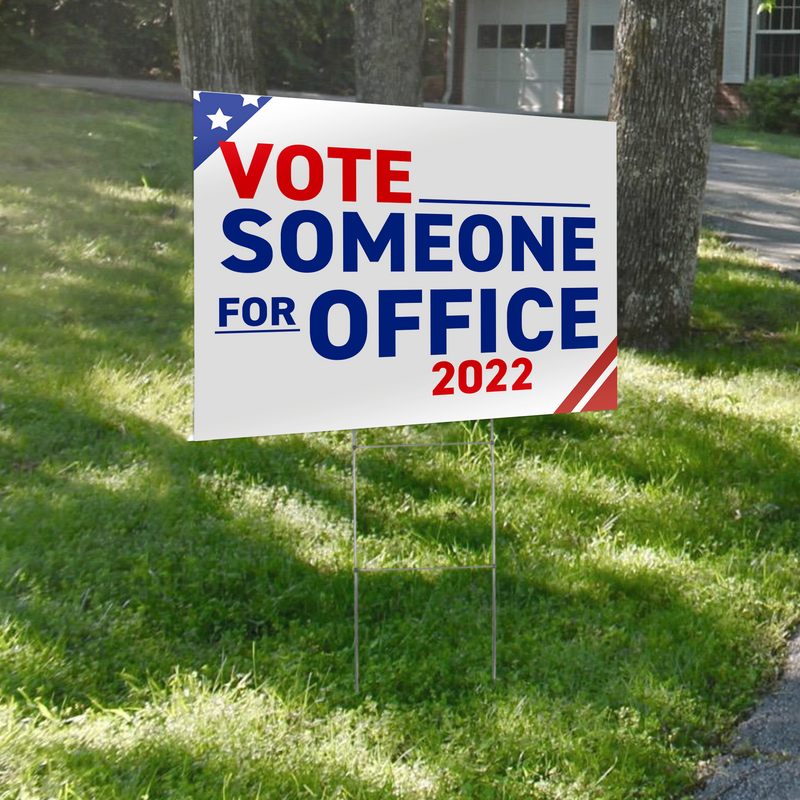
top-left (193, 93), bottom-right (616, 441)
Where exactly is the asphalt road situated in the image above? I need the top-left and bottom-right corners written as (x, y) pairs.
top-left (0, 68), bottom-right (191, 102)
top-left (704, 144), bottom-right (800, 275)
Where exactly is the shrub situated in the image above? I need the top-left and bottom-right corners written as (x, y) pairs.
top-left (0, 0), bottom-right (177, 79)
top-left (741, 75), bottom-right (800, 134)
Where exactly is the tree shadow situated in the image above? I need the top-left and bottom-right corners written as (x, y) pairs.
top-left (663, 251), bottom-right (800, 378)
top-left (0, 369), bottom-right (794, 709)
top-left (1, 368), bottom-right (796, 800)
top-left (0, 387), bottom-right (487, 703)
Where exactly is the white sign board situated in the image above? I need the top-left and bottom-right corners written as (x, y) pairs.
top-left (193, 93), bottom-right (616, 441)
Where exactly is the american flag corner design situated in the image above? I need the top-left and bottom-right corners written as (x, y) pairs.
top-left (193, 91), bottom-right (271, 170)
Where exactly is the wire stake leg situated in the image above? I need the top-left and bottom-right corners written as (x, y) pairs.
top-left (352, 429), bottom-right (359, 694)
top-left (352, 421), bottom-right (498, 692)
top-left (491, 418), bottom-right (497, 682)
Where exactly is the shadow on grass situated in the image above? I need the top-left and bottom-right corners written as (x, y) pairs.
top-left (0, 391), bottom-right (494, 701)
top-left (669, 252), bottom-right (800, 377)
top-left (0, 370), bottom-right (794, 718)
top-left (1, 234), bottom-right (798, 724)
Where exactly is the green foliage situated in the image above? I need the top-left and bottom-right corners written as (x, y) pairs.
top-left (423, 0), bottom-right (451, 100)
top-left (741, 75), bottom-right (800, 134)
top-left (253, 0), bottom-right (449, 97)
top-left (256, 0), bottom-right (355, 94)
top-left (0, 0), bottom-right (176, 78)
top-left (1, 86), bottom-right (800, 799)
top-left (0, 0), bottom-right (449, 98)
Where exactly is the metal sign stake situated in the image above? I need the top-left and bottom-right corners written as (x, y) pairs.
top-left (352, 428), bottom-right (359, 694)
top-left (352, 421), bottom-right (497, 692)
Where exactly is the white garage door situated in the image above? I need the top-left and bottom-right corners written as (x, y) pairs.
top-left (463, 0), bottom-right (567, 113)
top-left (577, 0), bottom-right (619, 116)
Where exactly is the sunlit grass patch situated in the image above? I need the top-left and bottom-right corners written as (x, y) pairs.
top-left (713, 123), bottom-right (800, 160)
top-left (88, 177), bottom-right (193, 210)
top-left (87, 358), bottom-right (192, 431)
top-left (1, 672), bottom-right (457, 800)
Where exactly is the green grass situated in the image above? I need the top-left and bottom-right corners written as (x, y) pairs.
top-left (713, 122), bottom-right (800, 159)
top-left (1, 85), bottom-right (800, 799)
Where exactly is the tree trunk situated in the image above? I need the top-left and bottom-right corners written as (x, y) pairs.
top-left (609, 0), bottom-right (723, 350)
top-left (353, 0), bottom-right (425, 106)
top-left (173, 0), bottom-right (263, 94)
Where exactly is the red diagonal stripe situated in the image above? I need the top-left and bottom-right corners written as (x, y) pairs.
top-left (581, 367), bottom-right (617, 412)
top-left (554, 337), bottom-right (618, 414)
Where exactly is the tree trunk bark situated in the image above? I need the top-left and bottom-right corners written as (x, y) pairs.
top-left (173, 0), bottom-right (263, 94)
top-left (353, 0), bottom-right (425, 106)
top-left (609, 0), bottom-right (723, 350)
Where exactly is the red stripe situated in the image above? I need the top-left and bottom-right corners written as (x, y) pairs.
top-left (554, 337), bottom-right (618, 414)
top-left (581, 367), bottom-right (617, 412)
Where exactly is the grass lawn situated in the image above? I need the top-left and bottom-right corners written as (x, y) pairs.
top-left (713, 122), bottom-right (800, 160)
top-left (1, 86), bottom-right (800, 799)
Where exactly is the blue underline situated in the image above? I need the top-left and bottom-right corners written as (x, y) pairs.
top-left (418, 198), bottom-right (591, 208)
top-left (215, 329), bottom-right (301, 334)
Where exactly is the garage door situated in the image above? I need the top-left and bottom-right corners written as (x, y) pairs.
top-left (463, 0), bottom-right (567, 113)
top-left (577, 0), bottom-right (619, 116)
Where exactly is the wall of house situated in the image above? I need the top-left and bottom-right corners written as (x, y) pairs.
top-left (574, 0), bottom-right (619, 116)
top-left (461, 0), bottom-right (620, 116)
top-left (456, 0), bottom-right (756, 118)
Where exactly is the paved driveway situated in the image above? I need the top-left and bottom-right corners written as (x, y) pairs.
top-left (705, 144), bottom-right (800, 274)
top-left (0, 68), bottom-right (190, 102)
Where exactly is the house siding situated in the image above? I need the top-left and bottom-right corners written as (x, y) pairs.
top-left (719, 0), bottom-right (754, 121)
top-left (722, 0), bottom-right (748, 82)
top-left (452, 0), bottom-right (752, 118)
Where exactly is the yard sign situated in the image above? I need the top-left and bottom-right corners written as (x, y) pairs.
top-left (193, 93), bottom-right (616, 440)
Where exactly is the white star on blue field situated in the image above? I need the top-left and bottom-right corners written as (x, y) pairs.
top-left (193, 91), bottom-right (271, 170)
